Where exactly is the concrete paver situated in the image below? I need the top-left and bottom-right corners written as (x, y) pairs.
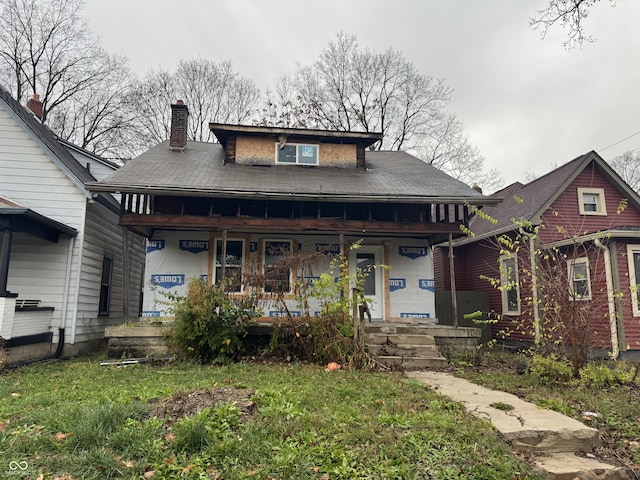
top-left (408, 371), bottom-right (631, 479)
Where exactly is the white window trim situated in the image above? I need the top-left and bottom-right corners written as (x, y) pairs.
top-left (275, 143), bottom-right (319, 166)
top-left (577, 187), bottom-right (607, 216)
top-left (213, 238), bottom-right (245, 293)
top-left (499, 254), bottom-right (521, 315)
top-left (568, 257), bottom-right (592, 301)
top-left (263, 239), bottom-right (294, 293)
top-left (626, 244), bottom-right (640, 316)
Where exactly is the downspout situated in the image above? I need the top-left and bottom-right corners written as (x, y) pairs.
top-left (529, 236), bottom-right (541, 344)
top-left (57, 234), bottom-right (76, 354)
top-left (594, 238), bottom-right (619, 358)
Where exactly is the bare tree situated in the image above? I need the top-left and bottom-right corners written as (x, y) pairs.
top-left (530, 0), bottom-right (618, 48)
top-left (268, 33), bottom-right (451, 152)
top-left (416, 114), bottom-right (503, 193)
top-left (128, 58), bottom-right (261, 149)
top-left (0, 0), bottom-right (137, 158)
top-left (609, 150), bottom-right (640, 192)
top-left (263, 33), bottom-right (502, 191)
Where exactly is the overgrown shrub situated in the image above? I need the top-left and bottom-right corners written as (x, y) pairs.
top-left (575, 361), bottom-right (633, 388)
top-left (529, 354), bottom-right (572, 384)
top-left (265, 245), bottom-right (379, 368)
top-left (167, 278), bottom-right (258, 363)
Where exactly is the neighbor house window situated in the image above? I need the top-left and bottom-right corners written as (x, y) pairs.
top-left (627, 245), bottom-right (640, 316)
top-left (500, 254), bottom-right (520, 315)
top-left (264, 240), bottom-right (292, 292)
top-left (276, 143), bottom-right (318, 165)
top-left (214, 239), bottom-right (244, 293)
top-left (99, 254), bottom-right (114, 316)
top-left (568, 257), bottom-right (591, 300)
top-left (578, 188), bottom-right (607, 215)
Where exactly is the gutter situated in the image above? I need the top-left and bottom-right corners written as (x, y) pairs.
top-left (85, 184), bottom-right (502, 206)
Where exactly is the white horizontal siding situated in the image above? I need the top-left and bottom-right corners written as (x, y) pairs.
top-left (6, 233), bottom-right (73, 334)
top-left (11, 311), bottom-right (53, 338)
top-left (73, 203), bottom-right (145, 344)
top-left (67, 148), bottom-right (116, 181)
top-left (0, 105), bottom-right (87, 230)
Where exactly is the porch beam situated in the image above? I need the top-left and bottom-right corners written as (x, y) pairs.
top-left (119, 213), bottom-right (463, 235)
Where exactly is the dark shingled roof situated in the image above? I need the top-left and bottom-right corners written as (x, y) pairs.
top-left (461, 150), bottom-right (640, 242)
top-left (88, 140), bottom-right (498, 205)
top-left (0, 84), bottom-right (119, 212)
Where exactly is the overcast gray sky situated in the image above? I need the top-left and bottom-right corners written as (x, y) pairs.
top-left (83, 0), bottom-right (640, 188)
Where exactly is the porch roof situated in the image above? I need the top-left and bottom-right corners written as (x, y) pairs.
top-left (0, 196), bottom-right (77, 242)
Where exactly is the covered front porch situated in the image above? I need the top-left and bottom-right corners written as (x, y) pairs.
top-left (0, 196), bottom-right (76, 363)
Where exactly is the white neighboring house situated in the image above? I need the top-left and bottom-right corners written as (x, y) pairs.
top-left (0, 86), bottom-right (145, 364)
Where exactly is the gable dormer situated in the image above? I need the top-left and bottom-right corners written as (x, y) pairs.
top-left (209, 123), bottom-right (382, 169)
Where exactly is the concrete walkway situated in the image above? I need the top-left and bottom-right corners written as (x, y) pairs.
top-left (408, 371), bottom-right (631, 480)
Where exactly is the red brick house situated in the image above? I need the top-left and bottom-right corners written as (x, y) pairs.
top-left (434, 151), bottom-right (640, 359)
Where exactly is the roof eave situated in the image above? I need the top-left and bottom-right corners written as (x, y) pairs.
top-left (210, 123), bottom-right (383, 148)
top-left (85, 183), bottom-right (501, 205)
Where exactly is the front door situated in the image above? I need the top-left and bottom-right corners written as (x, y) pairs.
top-left (350, 246), bottom-right (384, 320)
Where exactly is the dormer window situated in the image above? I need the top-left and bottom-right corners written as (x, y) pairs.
top-left (276, 143), bottom-right (318, 165)
top-left (578, 187), bottom-right (606, 215)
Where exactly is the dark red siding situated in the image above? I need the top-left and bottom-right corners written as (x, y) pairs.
top-left (541, 164), bottom-right (640, 244)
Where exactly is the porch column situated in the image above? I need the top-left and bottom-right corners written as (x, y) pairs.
top-left (0, 226), bottom-right (14, 297)
top-left (448, 234), bottom-right (459, 328)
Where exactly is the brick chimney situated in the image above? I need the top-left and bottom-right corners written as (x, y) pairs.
top-left (27, 93), bottom-right (43, 120)
top-left (169, 100), bottom-right (189, 150)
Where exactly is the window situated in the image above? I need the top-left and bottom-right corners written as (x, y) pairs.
top-left (500, 255), bottom-right (520, 315)
top-left (627, 245), bottom-right (640, 316)
top-left (99, 254), bottom-right (114, 316)
top-left (214, 239), bottom-right (244, 292)
top-left (264, 240), bottom-right (292, 292)
top-left (276, 143), bottom-right (318, 165)
top-left (578, 188), bottom-right (607, 215)
top-left (568, 257), bottom-right (591, 300)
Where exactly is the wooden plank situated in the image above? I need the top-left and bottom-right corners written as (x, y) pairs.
top-left (119, 213), bottom-right (463, 235)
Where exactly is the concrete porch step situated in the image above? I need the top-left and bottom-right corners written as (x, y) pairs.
top-left (367, 343), bottom-right (441, 357)
top-left (365, 324), bottom-right (449, 370)
top-left (365, 332), bottom-right (437, 346)
top-left (376, 355), bottom-right (449, 369)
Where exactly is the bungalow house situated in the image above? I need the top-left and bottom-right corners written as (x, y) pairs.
top-left (87, 102), bottom-right (499, 323)
top-left (0, 85), bottom-right (145, 364)
top-left (434, 151), bottom-right (640, 360)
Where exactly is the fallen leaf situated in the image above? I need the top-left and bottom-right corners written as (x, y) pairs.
top-left (52, 432), bottom-right (72, 442)
top-left (10, 392), bottom-right (21, 398)
top-left (144, 471), bottom-right (156, 479)
top-left (122, 460), bottom-right (135, 468)
top-left (0, 419), bottom-right (9, 431)
top-left (326, 362), bottom-right (341, 371)
top-left (164, 432), bottom-right (175, 441)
